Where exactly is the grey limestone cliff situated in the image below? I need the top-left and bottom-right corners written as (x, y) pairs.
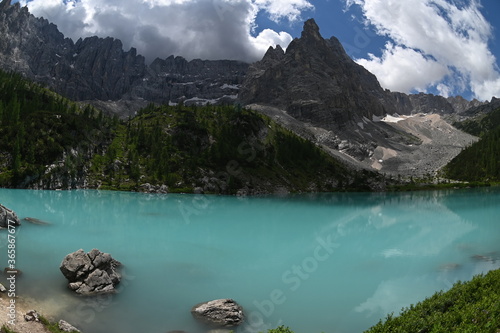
top-left (240, 19), bottom-right (391, 130)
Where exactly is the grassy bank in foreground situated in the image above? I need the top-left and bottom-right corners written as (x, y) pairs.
top-left (365, 268), bottom-right (500, 333)
top-left (266, 269), bottom-right (500, 333)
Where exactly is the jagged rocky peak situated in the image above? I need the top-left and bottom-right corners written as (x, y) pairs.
top-left (0, 2), bottom-right (249, 116)
top-left (263, 44), bottom-right (285, 60)
top-left (301, 18), bottom-right (322, 40)
top-left (240, 18), bottom-right (390, 129)
top-left (0, 0), bottom-right (12, 10)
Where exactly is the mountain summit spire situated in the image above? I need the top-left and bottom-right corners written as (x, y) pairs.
top-left (0, 0), bottom-right (12, 10)
top-left (301, 18), bottom-right (322, 41)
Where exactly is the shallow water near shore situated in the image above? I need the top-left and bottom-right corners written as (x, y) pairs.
top-left (1, 188), bottom-right (499, 333)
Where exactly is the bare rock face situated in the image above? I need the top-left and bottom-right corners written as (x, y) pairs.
top-left (240, 18), bottom-right (484, 127)
top-left (60, 249), bottom-right (121, 295)
top-left (240, 18), bottom-right (390, 130)
top-left (191, 299), bottom-right (244, 327)
top-left (0, 204), bottom-right (20, 228)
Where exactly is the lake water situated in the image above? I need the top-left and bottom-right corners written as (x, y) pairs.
top-left (1, 188), bottom-right (499, 333)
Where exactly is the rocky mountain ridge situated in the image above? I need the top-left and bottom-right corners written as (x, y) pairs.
top-left (240, 19), bottom-right (482, 176)
top-left (0, 0), bottom-right (247, 117)
top-left (0, 0), bottom-right (486, 119)
top-left (0, 1), bottom-right (493, 179)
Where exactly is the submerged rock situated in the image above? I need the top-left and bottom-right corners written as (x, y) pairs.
top-left (60, 249), bottom-right (121, 295)
top-left (23, 217), bottom-right (51, 225)
top-left (0, 204), bottom-right (21, 228)
top-left (191, 299), bottom-right (244, 327)
top-left (4, 267), bottom-right (22, 275)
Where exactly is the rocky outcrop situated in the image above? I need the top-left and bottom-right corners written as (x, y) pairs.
top-left (138, 183), bottom-right (169, 194)
top-left (58, 319), bottom-right (81, 333)
top-left (460, 97), bottom-right (500, 118)
top-left (60, 249), bottom-right (121, 295)
top-left (240, 19), bottom-right (483, 129)
top-left (239, 19), bottom-right (481, 175)
top-left (240, 19), bottom-right (391, 129)
top-left (191, 299), bottom-right (244, 327)
top-left (388, 92), bottom-right (484, 116)
top-left (24, 310), bottom-right (40, 322)
top-left (240, 19), bottom-right (423, 160)
top-left (0, 204), bottom-right (20, 228)
top-left (0, 1), bottom-right (248, 117)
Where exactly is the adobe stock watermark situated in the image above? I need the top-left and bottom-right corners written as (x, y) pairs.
top-left (241, 233), bottom-right (340, 333)
top-left (74, 269), bottom-right (136, 324)
top-left (341, 24), bottom-right (379, 58)
top-left (5, 218), bottom-right (18, 325)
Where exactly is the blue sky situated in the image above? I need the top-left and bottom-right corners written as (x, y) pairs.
top-left (15, 0), bottom-right (500, 100)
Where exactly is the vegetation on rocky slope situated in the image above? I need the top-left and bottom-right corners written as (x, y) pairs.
top-left (0, 70), bottom-right (115, 188)
top-left (0, 69), bottom-right (382, 193)
top-left (444, 107), bottom-right (500, 182)
top-left (454, 106), bottom-right (500, 137)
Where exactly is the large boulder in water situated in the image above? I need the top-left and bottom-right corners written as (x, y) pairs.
top-left (60, 249), bottom-right (121, 295)
top-left (0, 204), bottom-right (21, 228)
top-left (191, 299), bottom-right (244, 327)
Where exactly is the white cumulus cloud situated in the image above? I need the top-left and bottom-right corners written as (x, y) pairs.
top-left (346, 0), bottom-right (500, 100)
top-left (20, 0), bottom-right (313, 63)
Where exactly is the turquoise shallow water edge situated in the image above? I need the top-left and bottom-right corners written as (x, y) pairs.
top-left (0, 188), bottom-right (499, 333)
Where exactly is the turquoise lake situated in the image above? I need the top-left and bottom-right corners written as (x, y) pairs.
top-left (1, 188), bottom-right (499, 333)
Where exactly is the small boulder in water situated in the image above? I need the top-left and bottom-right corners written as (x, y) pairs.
top-left (191, 299), bottom-right (244, 327)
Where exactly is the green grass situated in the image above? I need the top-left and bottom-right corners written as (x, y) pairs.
top-left (365, 269), bottom-right (500, 333)
top-left (1, 325), bottom-right (18, 333)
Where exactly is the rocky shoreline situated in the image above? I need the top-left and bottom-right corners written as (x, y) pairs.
top-left (0, 296), bottom-right (81, 333)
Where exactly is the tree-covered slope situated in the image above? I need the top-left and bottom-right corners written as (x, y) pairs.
top-left (0, 70), bottom-right (115, 188)
top-left (444, 107), bottom-right (500, 182)
top-left (89, 103), bottom-right (381, 193)
top-left (454, 106), bottom-right (500, 137)
top-left (0, 70), bottom-right (383, 193)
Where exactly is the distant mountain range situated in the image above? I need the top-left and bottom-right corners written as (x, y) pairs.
top-left (0, 0), bottom-right (497, 187)
top-left (0, 1), bottom-right (485, 117)
top-left (0, 0), bottom-right (247, 117)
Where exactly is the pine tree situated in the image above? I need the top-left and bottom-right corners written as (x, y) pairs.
top-left (12, 134), bottom-right (21, 176)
